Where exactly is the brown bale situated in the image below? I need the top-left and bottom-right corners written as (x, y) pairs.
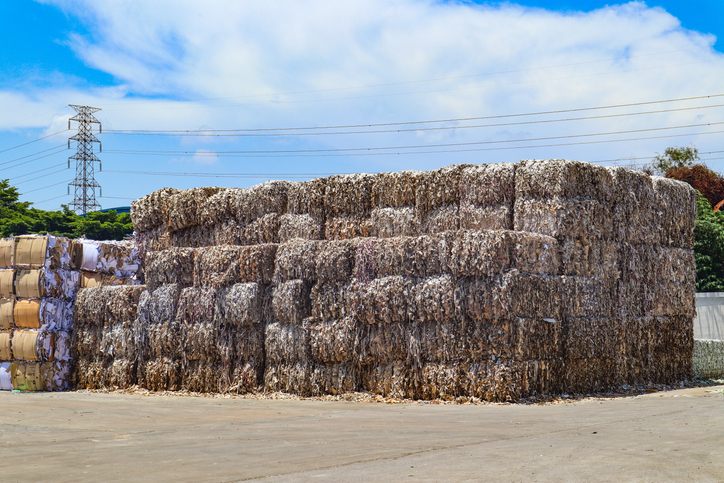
top-left (608, 167), bottom-right (658, 245)
top-left (371, 171), bottom-right (421, 208)
top-left (193, 245), bottom-right (243, 288)
top-left (272, 280), bottom-right (311, 324)
top-left (278, 214), bottom-right (324, 242)
top-left (308, 318), bottom-right (356, 364)
top-left (72, 327), bottom-right (101, 361)
top-left (105, 285), bottom-right (146, 323)
top-left (565, 317), bottom-right (621, 360)
top-left (236, 181), bottom-right (290, 223)
top-left (176, 287), bottom-right (217, 324)
top-left (74, 287), bottom-right (108, 328)
top-left (419, 205), bottom-right (460, 234)
top-left (324, 216), bottom-right (373, 240)
top-left (442, 230), bottom-right (510, 277)
top-left (515, 159), bottom-right (614, 202)
top-left (459, 205), bottom-right (512, 231)
top-left (463, 272), bottom-right (562, 322)
top-left (315, 239), bottom-right (358, 284)
top-left (181, 321), bottom-right (217, 362)
top-left (238, 244), bottom-right (277, 284)
top-left (407, 275), bottom-right (457, 324)
top-left (144, 248), bottom-right (196, 289)
top-left (324, 174), bottom-right (375, 217)
top-left (170, 225), bottom-right (217, 248)
top-left (107, 359), bottom-right (136, 389)
top-left (562, 275), bottom-right (617, 318)
top-left (415, 165), bottom-right (466, 217)
top-left (513, 197), bottom-right (613, 241)
top-left (349, 276), bottom-right (411, 325)
top-left (263, 362), bottom-right (311, 395)
top-left (310, 282), bottom-right (350, 321)
top-left (140, 357), bottom-right (182, 391)
top-left (239, 213), bottom-right (281, 245)
top-left (356, 322), bottom-right (409, 366)
top-left (99, 324), bottom-right (137, 360)
top-left (211, 219), bottom-right (242, 246)
top-left (144, 321), bottom-right (182, 359)
top-left (274, 239), bottom-right (320, 282)
top-left (308, 362), bottom-right (358, 395)
top-left (359, 361), bottom-right (420, 399)
top-left (369, 207), bottom-right (419, 238)
top-left (460, 163), bottom-right (515, 206)
top-left (138, 284), bottom-right (181, 324)
top-left (354, 236), bottom-right (442, 281)
top-left (653, 176), bottom-right (697, 248)
top-left (229, 361), bottom-right (263, 394)
top-left (559, 239), bottom-right (618, 277)
top-left (167, 187), bottom-right (223, 232)
top-left (201, 188), bottom-right (245, 225)
top-left (418, 363), bottom-right (460, 400)
top-left (264, 322), bottom-right (309, 365)
top-left (286, 178), bottom-right (326, 219)
top-left (215, 283), bottom-right (266, 326)
top-left (179, 361), bottom-right (221, 393)
top-left (131, 187), bottom-right (179, 233)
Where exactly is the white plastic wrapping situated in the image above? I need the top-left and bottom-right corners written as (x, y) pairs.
top-left (0, 362), bottom-right (11, 390)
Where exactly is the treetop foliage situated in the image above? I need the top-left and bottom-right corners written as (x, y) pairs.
top-left (0, 179), bottom-right (133, 240)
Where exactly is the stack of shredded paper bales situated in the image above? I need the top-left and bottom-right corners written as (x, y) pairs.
top-left (0, 235), bottom-right (78, 391)
top-left (72, 159), bottom-right (696, 401)
top-left (0, 236), bottom-right (140, 391)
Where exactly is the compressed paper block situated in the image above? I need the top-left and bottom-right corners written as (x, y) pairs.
top-left (278, 213), bottom-right (323, 242)
top-left (272, 280), bottom-right (311, 324)
top-left (131, 187), bottom-right (179, 232)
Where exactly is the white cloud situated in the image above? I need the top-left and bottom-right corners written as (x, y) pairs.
top-left (6, 0), bottom-right (724, 175)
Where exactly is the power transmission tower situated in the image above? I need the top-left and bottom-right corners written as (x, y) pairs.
top-left (67, 104), bottom-right (102, 214)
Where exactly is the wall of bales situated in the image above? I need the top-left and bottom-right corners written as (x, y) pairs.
top-left (72, 160), bottom-right (697, 401)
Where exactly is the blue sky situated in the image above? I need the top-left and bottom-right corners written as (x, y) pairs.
top-left (1, 0), bottom-right (723, 210)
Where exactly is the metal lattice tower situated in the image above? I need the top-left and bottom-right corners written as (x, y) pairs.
top-left (67, 104), bottom-right (102, 214)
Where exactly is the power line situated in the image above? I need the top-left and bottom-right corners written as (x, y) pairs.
top-left (105, 120), bottom-right (724, 155)
top-left (21, 179), bottom-right (72, 195)
top-left (99, 153), bottom-right (724, 179)
top-left (13, 167), bottom-right (70, 186)
top-left (0, 147), bottom-right (68, 173)
top-left (103, 103), bottom-right (724, 138)
top-left (0, 144), bottom-right (66, 168)
top-left (0, 130), bottom-right (68, 155)
top-left (104, 93), bottom-right (724, 133)
top-left (103, 129), bottom-right (724, 159)
top-left (7, 163), bottom-right (66, 182)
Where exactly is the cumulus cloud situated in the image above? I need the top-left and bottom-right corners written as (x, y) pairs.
top-left (7, 0), bottom-right (724, 174)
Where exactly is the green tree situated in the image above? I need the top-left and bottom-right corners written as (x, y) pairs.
top-left (645, 146), bottom-right (698, 175)
top-left (0, 179), bottom-right (132, 240)
top-left (693, 193), bottom-right (724, 292)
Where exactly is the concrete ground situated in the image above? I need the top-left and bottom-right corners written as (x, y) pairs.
top-left (0, 386), bottom-right (723, 482)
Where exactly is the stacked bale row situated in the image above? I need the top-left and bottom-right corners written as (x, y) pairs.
top-left (0, 235), bottom-right (78, 391)
top-left (131, 165), bottom-right (515, 253)
top-left (94, 159), bottom-right (696, 400)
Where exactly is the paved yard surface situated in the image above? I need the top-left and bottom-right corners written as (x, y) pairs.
top-left (0, 386), bottom-right (723, 482)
